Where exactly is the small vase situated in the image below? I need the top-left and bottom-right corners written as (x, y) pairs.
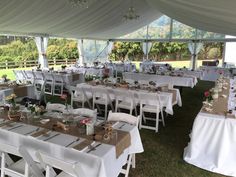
top-left (8, 110), bottom-right (21, 121)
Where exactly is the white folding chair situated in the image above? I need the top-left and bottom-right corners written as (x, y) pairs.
top-left (33, 71), bottom-right (45, 81)
top-left (107, 111), bottom-right (140, 177)
top-left (33, 80), bottom-right (46, 102)
top-left (114, 90), bottom-right (138, 116)
top-left (0, 144), bottom-right (44, 177)
top-left (35, 151), bottom-right (85, 177)
top-left (46, 103), bottom-right (66, 113)
top-left (70, 85), bottom-right (92, 108)
top-left (43, 72), bottom-right (54, 95)
top-left (72, 108), bottom-right (97, 122)
top-left (23, 70), bottom-right (35, 84)
top-left (92, 87), bottom-right (114, 120)
top-left (139, 92), bottom-right (165, 133)
top-left (13, 70), bottom-right (26, 83)
top-left (53, 73), bottom-right (65, 96)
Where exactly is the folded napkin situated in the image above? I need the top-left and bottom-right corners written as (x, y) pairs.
top-left (31, 129), bottom-right (50, 137)
top-left (73, 139), bottom-right (93, 151)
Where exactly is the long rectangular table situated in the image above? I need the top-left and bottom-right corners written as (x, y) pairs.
top-left (183, 79), bottom-right (236, 176)
top-left (0, 113), bottom-right (143, 177)
top-left (123, 72), bottom-right (197, 88)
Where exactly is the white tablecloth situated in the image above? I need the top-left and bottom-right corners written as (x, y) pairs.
top-left (0, 119), bottom-right (143, 177)
top-left (81, 84), bottom-right (182, 115)
top-left (184, 112), bottom-right (236, 176)
top-left (123, 72), bottom-right (196, 88)
top-left (0, 85), bottom-right (35, 101)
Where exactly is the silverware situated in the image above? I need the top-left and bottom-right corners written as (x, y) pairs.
top-left (43, 133), bottom-right (60, 141)
top-left (7, 125), bottom-right (23, 131)
top-left (87, 143), bottom-right (102, 153)
top-left (24, 127), bottom-right (40, 135)
top-left (65, 138), bottom-right (80, 147)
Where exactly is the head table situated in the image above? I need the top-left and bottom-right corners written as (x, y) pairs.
top-left (184, 78), bottom-right (236, 176)
top-left (0, 111), bottom-right (143, 177)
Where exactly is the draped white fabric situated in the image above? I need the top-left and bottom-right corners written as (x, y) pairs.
top-left (77, 39), bottom-right (84, 66)
top-left (146, 0), bottom-right (236, 36)
top-left (107, 41), bottom-right (114, 60)
top-left (142, 42), bottom-right (152, 60)
top-left (188, 42), bottom-right (203, 70)
top-left (35, 37), bottom-right (49, 68)
top-left (0, 0), bottom-right (161, 39)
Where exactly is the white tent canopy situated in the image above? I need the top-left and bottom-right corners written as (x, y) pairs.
top-left (146, 0), bottom-right (236, 36)
top-left (0, 0), bottom-right (161, 39)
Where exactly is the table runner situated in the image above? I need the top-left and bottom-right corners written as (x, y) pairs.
top-left (1, 111), bottom-right (131, 159)
top-left (201, 79), bottom-right (232, 117)
top-left (72, 73), bottom-right (81, 82)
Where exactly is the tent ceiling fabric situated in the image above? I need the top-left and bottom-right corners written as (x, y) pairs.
top-left (146, 0), bottom-right (236, 36)
top-left (0, 0), bottom-right (161, 39)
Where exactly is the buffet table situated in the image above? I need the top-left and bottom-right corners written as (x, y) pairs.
top-left (0, 113), bottom-right (143, 177)
top-left (184, 78), bottom-right (236, 176)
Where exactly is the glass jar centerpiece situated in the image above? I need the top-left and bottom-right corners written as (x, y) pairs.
top-left (5, 94), bottom-right (21, 121)
top-left (28, 104), bottom-right (45, 119)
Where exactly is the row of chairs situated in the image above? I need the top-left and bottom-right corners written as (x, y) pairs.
top-left (14, 70), bottom-right (65, 96)
top-left (70, 85), bottom-right (165, 133)
top-left (0, 111), bottom-right (139, 177)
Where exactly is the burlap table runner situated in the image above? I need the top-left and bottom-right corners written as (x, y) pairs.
top-left (31, 129), bottom-right (50, 137)
top-left (72, 73), bottom-right (80, 82)
top-left (201, 79), bottom-right (234, 118)
top-left (0, 121), bottom-right (13, 127)
top-left (13, 86), bottom-right (28, 97)
top-left (94, 127), bottom-right (131, 158)
top-left (164, 89), bottom-right (177, 104)
top-left (0, 112), bottom-right (131, 158)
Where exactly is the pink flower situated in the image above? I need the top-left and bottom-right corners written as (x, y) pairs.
top-left (60, 94), bottom-right (67, 100)
top-left (80, 118), bottom-right (92, 125)
top-left (204, 91), bottom-right (210, 97)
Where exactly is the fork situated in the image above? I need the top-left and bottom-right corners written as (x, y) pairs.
top-left (87, 143), bottom-right (102, 153)
top-left (24, 127), bottom-right (40, 135)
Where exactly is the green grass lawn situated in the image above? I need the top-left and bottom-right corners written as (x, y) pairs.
top-left (47, 81), bottom-right (224, 177)
top-left (127, 81), bottom-right (225, 177)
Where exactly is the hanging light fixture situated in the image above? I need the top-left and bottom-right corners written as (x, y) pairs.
top-left (123, 0), bottom-right (140, 21)
top-left (69, 0), bottom-right (89, 8)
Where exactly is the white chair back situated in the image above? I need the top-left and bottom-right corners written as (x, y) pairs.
top-left (46, 103), bottom-right (66, 113)
top-left (138, 92), bottom-right (161, 108)
top-left (44, 72), bottom-right (54, 82)
top-left (72, 108), bottom-right (97, 122)
top-left (34, 71), bottom-right (45, 80)
top-left (107, 111), bottom-right (139, 127)
top-left (53, 73), bottom-right (64, 83)
top-left (13, 70), bottom-right (26, 81)
top-left (0, 91), bottom-right (5, 105)
top-left (35, 151), bottom-right (86, 177)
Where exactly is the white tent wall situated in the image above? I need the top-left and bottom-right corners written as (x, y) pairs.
top-left (225, 35), bottom-right (236, 65)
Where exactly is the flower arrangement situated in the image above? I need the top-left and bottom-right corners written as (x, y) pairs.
top-left (5, 94), bottom-right (17, 109)
top-left (79, 118), bottom-right (92, 125)
top-left (28, 104), bottom-right (45, 116)
top-left (5, 93), bottom-right (20, 120)
top-left (61, 65), bottom-right (67, 70)
top-left (204, 90), bottom-right (213, 101)
top-left (61, 93), bottom-right (68, 109)
top-left (2, 74), bottom-right (9, 82)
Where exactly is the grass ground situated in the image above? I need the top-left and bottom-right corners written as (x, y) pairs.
top-left (47, 80), bottom-right (225, 177)
top-left (127, 81), bottom-right (225, 177)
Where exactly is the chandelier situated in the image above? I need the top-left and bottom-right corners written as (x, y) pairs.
top-left (69, 0), bottom-right (89, 8)
top-left (123, 6), bottom-right (140, 21)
